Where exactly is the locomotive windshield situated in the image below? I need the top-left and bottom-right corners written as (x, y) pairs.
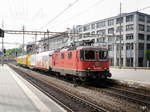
top-left (80, 50), bottom-right (96, 60)
top-left (99, 51), bottom-right (108, 60)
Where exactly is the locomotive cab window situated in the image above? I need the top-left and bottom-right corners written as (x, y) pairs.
top-left (80, 50), bottom-right (96, 60)
top-left (99, 51), bottom-right (108, 60)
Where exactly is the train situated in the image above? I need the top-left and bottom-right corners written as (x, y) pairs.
top-left (16, 41), bottom-right (111, 82)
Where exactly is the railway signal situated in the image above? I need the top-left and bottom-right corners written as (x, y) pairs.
top-left (0, 28), bottom-right (4, 37)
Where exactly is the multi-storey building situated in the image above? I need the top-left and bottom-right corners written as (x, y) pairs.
top-left (69, 11), bottom-right (150, 67)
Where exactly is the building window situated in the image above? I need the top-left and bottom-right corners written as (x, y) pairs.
top-left (108, 19), bottom-right (114, 26)
top-left (116, 26), bottom-right (123, 32)
top-left (91, 24), bottom-right (95, 29)
top-left (108, 37), bottom-right (114, 42)
top-left (96, 21), bottom-right (106, 28)
top-left (108, 45), bottom-right (113, 51)
top-left (97, 29), bottom-right (106, 35)
top-left (116, 35), bottom-right (123, 41)
top-left (83, 25), bottom-right (90, 31)
top-left (126, 34), bottom-right (134, 40)
top-left (126, 24), bottom-right (134, 31)
top-left (117, 44), bottom-right (124, 50)
top-left (97, 37), bottom-right (105, 43)
top-left (147, 26), bottom-right (150, 32)
top-left (138, 43), bottom-right (144, 50)
top-left (126, 43), bottom-right (134, 50)
top-left (78, 28), bottom-right (82, 32)
top-left (139, 14), bottom-right (145, 22)
top-left (108, 28), bottom-right (114, 34)
top-left (126, 15), bottom-right (134, 22)
top-left (138, 33), bottom-right (145, 40)
top-left (147, 16), bottom-right (150, 23)
top-left (139, 24), bottom-right (145, 31)
top-left (147, 35), bottom-right (150, 41)
top-left (116, 17), bottom-right (123, 24)
top-left (91, 31), bottom-right (95, 34)
top-left (147, 44), bottom-right (150, 49)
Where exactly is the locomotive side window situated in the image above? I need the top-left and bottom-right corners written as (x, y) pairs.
top-left (80, 50), bottom-right (84, 60)
top-left (61, 53), bottom-right (64, 59)
top-left (68, 52), bottom-right (72, 59)
top-left (56, 53), bottom-right (59, 59)
top-left (99, 51), bottom-right (108, 60)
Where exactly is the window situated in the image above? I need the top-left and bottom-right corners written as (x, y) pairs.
top-left (139, 14), bottom-right (145, 22)
top-left (56, 53), bottom-right (59, 59)
top-left (116, 26), bottom-right (123, 32)
top-left (138, 43), bottom-right (144, 50)
top-left (138, 34), bottom-right (145, 40)
top-left (91, 24), bottom-right (95, 29)
top-left (78, 28), bottom-right (82, 32)
top-left (126, 15), bottom-right (134, 22)
top-left (97, 29), bottom-right (106, 35)
top-left (80, 50), bottom-right (96, 60)
top-left (97, 37), bottom-right (105, 43)
top-left (139, 24), bottom-right (145, 31)
top-left (108, 19), bottom-right (114, 26)
top-left (147, 44), bottom-right (150, 49)
top-left (91, 31), bottom-right (95, 34)
top-left (126, 43), bottom-right (134, 50)
top-left (108, 37), bottom-right (114, 42)
top-left (126, 34), bottom-right (134, 40)
top-left (96, 21), bottom-right (106, 28)
top-left (126, 24), bottom-right (134, 31)
top-left (147, 16), bottom-right (150, 23)
top-left (116, 17), bottom-right (123, 24)
top-left (108, 45), bottom-right (113, 51)
top-left (61, 53), bottom-right (64, 59)
top-left (147, 35), bottom-right (150, 41)
top-left (83, 25), bottom-right (90, 31)
top-left (108, 28), bottom-right (114, 34)
top-left (116, 35), bottom-right (123, 41)
top-left (147, 26), bottom-right (150, 32)
top-left (99, 51), bottom-right (108, 59)
top-left (117, 44), bottom-right (124, 50)
top-left (68, 52), bottom-right (72, 59)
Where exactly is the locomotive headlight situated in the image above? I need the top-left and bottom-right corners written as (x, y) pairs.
top-left (87, 67), bottom-right (91, 70)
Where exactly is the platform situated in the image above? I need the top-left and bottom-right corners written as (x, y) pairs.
top-left (110, 67), bottom-right (150, 85)
top-left (0, 64), bottom-right (66, 112)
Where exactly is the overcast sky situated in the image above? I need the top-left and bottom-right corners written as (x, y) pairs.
top-left (0, 0), bottom-right (150, 49)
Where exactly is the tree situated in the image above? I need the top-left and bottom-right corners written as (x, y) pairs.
top-left (145, 49), bottom-right (150, 67)
top-left (6, 48), bottom-right (22, 57)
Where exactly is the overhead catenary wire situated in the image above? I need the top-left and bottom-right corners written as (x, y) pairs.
top-left (39, 0), bottom-right (79, 30)
top-left (137, 5), bottom-right (150, 11)
top-left (47, 0), bottom-right (106, 30)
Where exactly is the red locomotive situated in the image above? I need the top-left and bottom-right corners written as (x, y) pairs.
top-left (52, 41), bottom-right (111, 81)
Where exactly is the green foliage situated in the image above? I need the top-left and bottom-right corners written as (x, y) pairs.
top-left (146, 49), bottom-right (150, 60)
top-left (6, 48), bottom-right (22, 56)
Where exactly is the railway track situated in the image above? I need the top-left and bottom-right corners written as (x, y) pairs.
top-left (8, 64), bottom-right (109, 112)
top-left (83, 82), bottom-right (150, 111)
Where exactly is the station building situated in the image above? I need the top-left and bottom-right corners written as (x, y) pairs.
top-left (68, 11), bottom-right (150, 67)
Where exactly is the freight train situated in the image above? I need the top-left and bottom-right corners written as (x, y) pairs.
top-left (16, 41), bottom-right (111, 81)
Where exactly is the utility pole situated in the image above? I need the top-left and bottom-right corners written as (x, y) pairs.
top-left (47, 29), bottom-right (49, 50)
top-left (1, 20), bottom-right (4, 66)
top-left (119, 3), bottom-right (122, 68)
top-left (22, 25), bottom-right (25, 55)
top-left (35, 33), bottom-right (37, 53)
